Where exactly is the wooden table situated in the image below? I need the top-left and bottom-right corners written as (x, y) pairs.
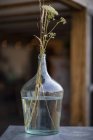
top-left (1, 126), bottom-right (93, 140)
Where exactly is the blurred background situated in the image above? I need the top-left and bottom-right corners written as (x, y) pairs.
top-left (0, 0), bottom-right (93, 136)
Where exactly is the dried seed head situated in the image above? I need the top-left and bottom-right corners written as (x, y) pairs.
top-left (42, 5), bottom-right (58, 19)
top-left (60, 17), bottom-right (67, 24)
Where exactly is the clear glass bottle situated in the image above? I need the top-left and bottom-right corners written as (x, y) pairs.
top-left (21, 54), bottom-right (64, 135)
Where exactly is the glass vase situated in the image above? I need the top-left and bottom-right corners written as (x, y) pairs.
top-left (21, 54), bottom-right (64, 135)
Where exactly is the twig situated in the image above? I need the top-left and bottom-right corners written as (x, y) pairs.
top-left (47, 22), bottom-right (60, 35)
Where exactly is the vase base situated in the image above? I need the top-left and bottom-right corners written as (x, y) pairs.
top-left (25, 129), bottom-right (59, 136)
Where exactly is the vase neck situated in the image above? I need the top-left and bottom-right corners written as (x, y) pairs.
top-left (38, 54), bottom-right (49, 77)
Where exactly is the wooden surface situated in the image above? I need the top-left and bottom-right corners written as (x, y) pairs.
top-left (73, 0), bottom-right (93, 12)
top-left (61, 0), bottom-right (83, 9)
top-left (70, 9), bottom-right (87, 125)
top-left (1, 126), bottom-right (93, 140)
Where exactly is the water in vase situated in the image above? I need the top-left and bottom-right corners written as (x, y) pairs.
top-left (22, 95), bottom-right (62, 135)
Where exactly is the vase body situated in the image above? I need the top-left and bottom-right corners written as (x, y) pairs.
top-left (21, 54), bottom-right (64, 135)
